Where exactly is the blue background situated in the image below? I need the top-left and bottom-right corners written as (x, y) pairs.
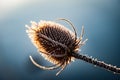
top-left (0, 0), bottom-right (120, 80)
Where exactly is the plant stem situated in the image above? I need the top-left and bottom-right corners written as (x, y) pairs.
top-left (72, 53), bottom-right (120, 74)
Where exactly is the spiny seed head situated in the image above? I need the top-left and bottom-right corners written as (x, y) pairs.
top-left (26, 19), bottom-right (120, 75)
top-left (26, 20), bottom-right (80, 65)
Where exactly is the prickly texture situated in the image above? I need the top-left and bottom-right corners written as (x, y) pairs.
top-left (72, 53), bottom-right (120, 74)
top-left (26, 20), bottom-right (120, 75)
top-left (26, 21), bottom-right (77, 64)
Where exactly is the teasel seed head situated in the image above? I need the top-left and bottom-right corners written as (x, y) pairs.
top-left (26, 18), bottom-right (120, 76)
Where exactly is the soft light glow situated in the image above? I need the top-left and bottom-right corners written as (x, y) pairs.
top-left (0, 0), bottom-right (32, 19)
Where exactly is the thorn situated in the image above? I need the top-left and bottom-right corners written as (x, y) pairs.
top-left (30, 21), bottom-right (37, 25)
top-left (94, 58), bottom-right (97, 61)
top-left (83, 39), bottom-right (88, 44)
top-left (108, 64), bottom-right (112, 67)
top-left (92, 58), bottom-right (95, 60)
top-left (113, 66), bottom-right (116, 68)
top-left (90, 56), bottom-right (92, 58)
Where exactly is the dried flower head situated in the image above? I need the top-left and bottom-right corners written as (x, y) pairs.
top-left (26, 18), bottom-right (120, 76)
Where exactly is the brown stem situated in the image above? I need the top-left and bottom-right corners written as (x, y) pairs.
top-left (72, 53), bottom-right (120, 74)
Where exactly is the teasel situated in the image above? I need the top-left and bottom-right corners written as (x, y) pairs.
top-left (26, 18), bottom-right (120, 76)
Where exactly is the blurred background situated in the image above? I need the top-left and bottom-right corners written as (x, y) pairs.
top-left (0, 0), bottom-right (120, 80)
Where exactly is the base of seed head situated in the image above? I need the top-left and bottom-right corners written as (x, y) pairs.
top-left (26, 18), bottom-right (120, 76)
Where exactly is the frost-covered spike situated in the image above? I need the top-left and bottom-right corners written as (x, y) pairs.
top-left (92, 58), bottom-right (95, 60)
top-left (80, 25), bottom-right (84, 40)
top-left (90, 56), bottom-right (93, 58)
top-left (25, 25), bottom-right (30, 29)
top-left (108, 64), bottom-right (112, 67)
top-left (94, 58), bottom-right (98, 61)
top-left (30, 21), bottom-right (37, 25)
top-left (82, 39), bottom-right (88, 45)
top-left (113, 66), bottom-right (116, 68)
